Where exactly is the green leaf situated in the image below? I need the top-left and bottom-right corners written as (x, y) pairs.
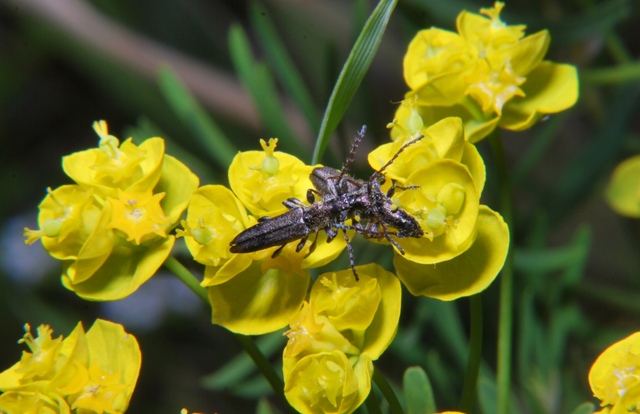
top-left (403, 366), bottom-right (435, 414)
top-left (568, 402), bottom-right (596, 414)
top-left (157, 67), bottom-right (237, 169)
top-left (228, 24), bottom-right (302, 156)
top-left (249, 2), bottom-right (320, 132)
top-left (312, 0), bottom-right (399, 164)
top-left (256, 398), bottom-right (280, 414)
top-left (546, 0), bottom-right (630, 44)
top-left (201, 331), bottom-right (285, 389)
top-left (514, 226), bottom-right (591, 281)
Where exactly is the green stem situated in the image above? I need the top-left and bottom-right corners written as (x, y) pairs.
top-left (488, 131), bottom-right (514, 414)
top-left (364, 389), bottom-right (384, 414)
top-left (581, 60), bottom-right (640, 85)
top-left (163, 256), bottom-right (287, 407)
top-left (459, 294), bottom-right (483, 413)
top-left (373, 368), bottom-right (403, 414)
top-left (233, 333), bottom-right (288, 407)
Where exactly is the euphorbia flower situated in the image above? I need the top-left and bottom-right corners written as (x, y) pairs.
top-left (24, 121), bottom-right (199, 300)
top-left (180, 185), bottom-right (310, 335)
top-left (0, 320), bottom-right (141, 414)
top-left (370, 115), bottom-right (508, 299)
top-left (589, 332), bottom-right (640, 413)
top-left (397, 1), bottom-right (578, 143)
top-left (228, 138), bottom-right (315, 217)
top-left (283, 264), bottom-right (401, 414)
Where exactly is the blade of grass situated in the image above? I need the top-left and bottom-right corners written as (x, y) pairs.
top-left (548, 84), bottom-right (639, 225)
top-left (311, 0), bottom-right (399, 164)
top-left (201, 331), bottom-right (286, 389)
top-left (157, 67), bottom-right (237, 169)
top-left (249, 2), bottom-right (320, 132)
top-left (228, 24), bottom-right (302, 156)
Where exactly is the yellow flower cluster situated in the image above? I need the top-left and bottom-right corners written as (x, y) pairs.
top-left (394, 2), bottom-right (578, 143)
top-left (0, 320), bottom-right (141, 414)
top-left (589, 332), bottom-right (640, 413)
top-left (374, 116), bottom-right (509, 299)
top-left (24, 121), bottom-right (199, 300)
top-left (283, 264), bottom-right (400, 413)
top-left (181, 126), bottom-right (509, 338)
top-left (180, 116), bottom-right (509, 411)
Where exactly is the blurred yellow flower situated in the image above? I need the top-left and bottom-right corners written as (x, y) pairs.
top-left (0, 320), bottom-right (140, 414)
top-left (589, 332), bottom-right (640, 413)
top-left (605, 155), bottom-right (640, 218)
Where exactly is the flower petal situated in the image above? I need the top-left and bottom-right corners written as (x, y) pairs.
top-left (207, 261), bottom-right (310, 335)
top-left (500, 62), bottom-right (579, 130)
top-left (394, 206), bottom-right (508, 300)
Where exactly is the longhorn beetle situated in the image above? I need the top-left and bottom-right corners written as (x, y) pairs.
top-left (229, 126), bottom-right (424, 280)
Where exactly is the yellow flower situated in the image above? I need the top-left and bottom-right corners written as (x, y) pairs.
top-left (0, 320), bottom-right (141, 414)
top-left (283, 264), bottom-right (401, 413)
top-left (284, 351), bottom-right (372, 414)
top-left (107, 189), bottom-right (169, 244)
top-left (179, 185), bottom-right (253, 267)
top-left (25, 120), bottom-right (199, 300)
top-left (0, 391), bottom-right (70, 414)
top-left (63, 121), bottom-right (165, 197)
top-left (371, 115), bottom-right (507, 299)
top-left (589, 332), bottom-right (640, 413)
top-left (394, 206), bottom-right (509, 300)
top-left (179, 184), bottom-right (310, 335)
top-left (228, 138), bottom-right (315, 217)
top-left (205, 259), bottom-right (311, 335)
top-left (67, 320), bottom-right (141, 414)
top-left (398, 2), bottom-right (578, 143)
top-left (605, 155), bottom-right (640, 218)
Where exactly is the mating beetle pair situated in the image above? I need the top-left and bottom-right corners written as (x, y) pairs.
top-left (229, 126), bottom-right (424, 280)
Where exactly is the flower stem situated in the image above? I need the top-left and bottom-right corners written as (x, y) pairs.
top-left (233, 333), bottom-right (288, 407)
top-left (373, 367), bottom-right (403, 414)
top-left (488, 130), bottom-right (514, 414)
top-left (459, 293), bottom-right (483, 412)
top-left (164, 256), bottom-right (287, 407)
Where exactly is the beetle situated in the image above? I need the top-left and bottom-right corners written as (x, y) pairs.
top-left (229, 126), bottom-right (423, 279)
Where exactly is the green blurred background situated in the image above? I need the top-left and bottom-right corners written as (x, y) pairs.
top-left (0, 0), bottom-right (639, 412)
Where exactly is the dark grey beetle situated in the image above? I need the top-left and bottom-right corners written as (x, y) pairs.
top-left (229, 126), bottom-right (423, 280)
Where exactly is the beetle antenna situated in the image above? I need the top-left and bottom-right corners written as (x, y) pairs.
top-left (340, 125), bottom-right (367, 177)
top-left (371, 135), bottom-right (424, 180)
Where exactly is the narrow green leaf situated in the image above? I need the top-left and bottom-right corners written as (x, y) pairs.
top-left (546, 0), bottom-right (630, 44)
top-left (477, 378), bottom-right (499, 414)
top-left (514, 226), bottom-right (591, 277)
top-left (569, 402), bottom-right (596, 414)
top-left (249, 2), bottom-right (320, 131)
top-left (157, 67), bottom-right (236, 169)
top-left (403, 366), bottom-right (435, 414)
top-left (256, 398), bottom-right (279, 414)
top-left (201, 331), bottom-right (285, 389)
top-left (512, 115), bottom-right (564, 185)
top-left (228, 24), bottom-right (301, 156)
top-left (312, 0), bottom-right (399, 164)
